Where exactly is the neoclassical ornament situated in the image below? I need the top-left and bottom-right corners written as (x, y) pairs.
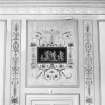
top-left (26, 19), bottom-right (78, 87)
top-left (10, 21), bottom-right (21, 105)
top-left (83, 21), bottom-right (95, 105)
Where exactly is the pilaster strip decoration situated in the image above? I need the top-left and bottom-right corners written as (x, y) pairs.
top-left (83, 21), bottom-right (95, 105)
top-left (10, 20), bottom-right (21, 105)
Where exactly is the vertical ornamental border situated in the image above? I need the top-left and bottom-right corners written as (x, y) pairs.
top-left (10, 20), bottom-right (21, 105)
top-left (83, 20), bottom-right (95, 105)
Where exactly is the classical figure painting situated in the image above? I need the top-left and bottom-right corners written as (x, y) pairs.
top-left (37, 47), bottom-right (67, 63)
top-left (26, 20), bottom-right (79, 87)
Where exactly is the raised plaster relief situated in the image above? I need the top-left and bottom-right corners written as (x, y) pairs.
top-left (10, 21), bottom-right (21, 105)
top-left (26, 20), bottom-right (78, 87)
top-left (83, 21), bottom-right (95, 105)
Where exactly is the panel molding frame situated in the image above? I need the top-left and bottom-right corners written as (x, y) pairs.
top-left (25, 19), bottom-right (79, 88)
top-left (25, 93), bottom-right (80, 105)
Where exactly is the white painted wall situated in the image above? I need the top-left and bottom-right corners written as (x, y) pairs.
top-left (0, 21), bottom-right (5, 105)
top-left (99, 22), bottom-right (105, 105)
top-left (0, 21), bottom-right (105, 105)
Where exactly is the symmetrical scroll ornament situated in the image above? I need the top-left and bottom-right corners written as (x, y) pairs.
top-left (10, 21), bottom-right (21, 105)
top-left (27, 20), bottom-right (78, 87)
top-left (83, 21), bottom-right (95, 105)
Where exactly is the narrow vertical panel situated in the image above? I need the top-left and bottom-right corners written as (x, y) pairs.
top-left (99, 22), bottom-right (105, 105)
top-left (0, 20), bottom-right (6, 105)
top-left (83, 20), bottom-right (95, 105)
top-left (10, 20), bottom-right (21, 105)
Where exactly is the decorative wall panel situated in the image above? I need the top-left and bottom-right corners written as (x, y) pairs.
top-left (10, 20), bottom-right (21, 105)
top-left (2, 15), bottom-right (101, 105)
top-left (26, 94), bottom-right (79, 105)
top-left (26, 20), bottom-right (79, 87)
top-left (83, 21), bottom-right (95, 105)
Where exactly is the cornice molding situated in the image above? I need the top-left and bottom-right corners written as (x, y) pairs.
top-left (0, 0), bottom-right (105, 15)
top-left (0, 0), bottom-right (105, 7)
top-left (0, 7), bottom-right (105, 15)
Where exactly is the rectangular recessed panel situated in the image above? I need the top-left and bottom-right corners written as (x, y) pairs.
top-left (26, 94), bottom-right (79, 105)
top-left (26, 19), bottom-right (79, 87)
top-left (32, 101), bottom-right (72, 105)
